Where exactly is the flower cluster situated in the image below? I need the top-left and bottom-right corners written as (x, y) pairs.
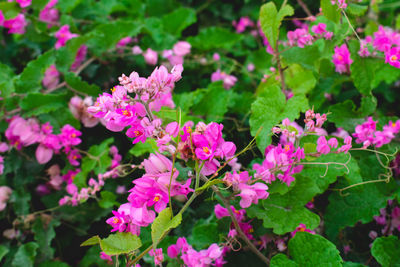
top-left (55, 25), bottom-right (78, 49)
top-left (211, 70), bottom-right (238, 90)
top-left (88, 65), bottom-right (182, 143)
top-left (106, 153), bottom-right (191, 235)
top-left (5, 117), bottom-right (82, 165)
top-left (168, 237), bottom-right (225, 267)
top-left (177, 121), bottom-right (239, 175)
top-left (287, 22), bottom-right (333, 48)
top-left (39, 0), bottom-right (59, 26)
top-left (352, 117), bottom-right (400, 148)
top-left (253, 143), bottom-right (305, 186)
top-left (332, 44), bottom-right (353, 74)
top-left (0, 12), bottom-right (28, 34)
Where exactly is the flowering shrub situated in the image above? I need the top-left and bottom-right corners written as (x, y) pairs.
top-left (0, 0), bottom-right (400, 266)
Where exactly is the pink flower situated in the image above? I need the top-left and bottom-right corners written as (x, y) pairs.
top-left (317, 136), bottom-right (330, 154)
top-left (331, 0), bottom-right (347, 9)
top-left (233, 16), bottom-right (254, 33)
top-left (0, 186), bottom-right (12, 211)
top-left (35, 144), bottom-right (54, 164)
top-left (287, 28), bottom-right (313, 48)
top-left (132, 45), bottom-right (142, 55)
top-left (173, 41), bottom-right (191, 57)
top-left (332, 44), bottom-right (352, 74)
top-left (385, 47), bottom-right (400, 69)
top-left (312, 23), bottom-right (327, 35)
top-left (59, 124), bottom-right (82, 147)
top-left (16, 0), bottom-right (31, 8)
top-left (70, 45), bottom-right (87, 71)
top-left (291, 223), bottom-right (315, 237)
top-left (106, 210), bottom-right (127, 232)
top-left (42, 65), bottom-right (60, 89)
top-left (237, 182), bottom-right (269, 208)
top-left (54, 25), bottom-right (78, 49)
top-left (213, 53), bottom-right (220, 61)
top-left (143, 48), bottom-right (158, 65)
top-left (39, 0), bottom-right (59, 26)
top-left (211, 69), bottom-right (237, 89)
top-left (358, 41), bottom-right (370, 57)
top-left (100, 252), bottom-right (112, 262)
top-left (116, 36), bottom-right (132, 48)
top-left (149, 248), bottom-right (164, 266)
top-left (0, 11), bottom-right (4, 26)
top-left (3, 14), bottom-right (28, 34)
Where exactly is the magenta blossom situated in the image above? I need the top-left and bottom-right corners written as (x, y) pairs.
top-left (3, 14), bottom-right (28, 34)
top-left (143, 48), bottom-right (158, 65)
top-left (54, 25), bottom-right (78, 49)
top-left (42, 65), bottom-right (60, 89)
top-left (332, 44), bottom-right (353, 74)
top-left (39, 0), bottom-right (59, 26)
top-left (211, 70), bottom-right (237, 89)
top-left (291, 223), bottom-right (316, 237)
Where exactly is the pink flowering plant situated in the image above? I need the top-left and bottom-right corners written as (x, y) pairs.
top-left (0, 0), bottom-right (400, 266)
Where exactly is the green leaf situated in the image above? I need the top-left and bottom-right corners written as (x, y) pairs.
top-left (270, 254), bottom-right (298, 267)
top-left (151, 209), bottom-right (182, 248)
top-left (98, 191), bottom-right (118, 209)
top-left (187, 27), bottom-right (242, 50)
top-left (162, 7), bottom-right (196, 37)
top-left (0, 245), bottom-right (9, 262)
top-left (10, 189), bottom-right (31, 215)
top-left (15, 50), bottom-right (55, 93)
top-left (87, 20), bottom-right (142, 55)
top-left (81, 236), bottom-right (101, 247)
top-left (250, 84), bottom-right (308, 152)
top-left (192, 81), bottom-right (237, 122)
top-left (259, 2), bottom-right (294, 50)
top-left (190, 223), bottom-right (219, 249)
top-left (350, 57), bottom-right (376, 95)
top-left (79, 246), bottom-right (109, 267)
top-left (0, 2), bottom-right (19, 19)
top-left (38, 261), bottom-right (70, 267)
top-left (20, 93), bottom-right (69, 117)
top-left (372, 61), bottom-right (400, 88)
top-left (371, 236), bottom-right (400, 267)
top-left (321, 0), bottom-right (341, 23)
top-left (289, 232), bottom-right (342, 266)
top-left (57, 0), bottom-right (83, 12)
top-left (11, 242), bottom-right (38, 267)
top-left (324, 155), bottom-right (397, 241)
top-left (328, 100), bottom-right (365, 132)
top-left (64, 72), bottom-right (102, 96)
top-left (347, 4), bottom-right (368, 16)
top-left (129, 139), bottom-right (158, 157)
top-left (32, 217), bottom-right (61, 261)
top-left (0, 63), bottom-right (16, 98)
top-left (282, 45), bottom-right (321, 71)
top-left (286, 64), bottom-right (317, 95)
top-left (99, 232), bottom-right (142, 256)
